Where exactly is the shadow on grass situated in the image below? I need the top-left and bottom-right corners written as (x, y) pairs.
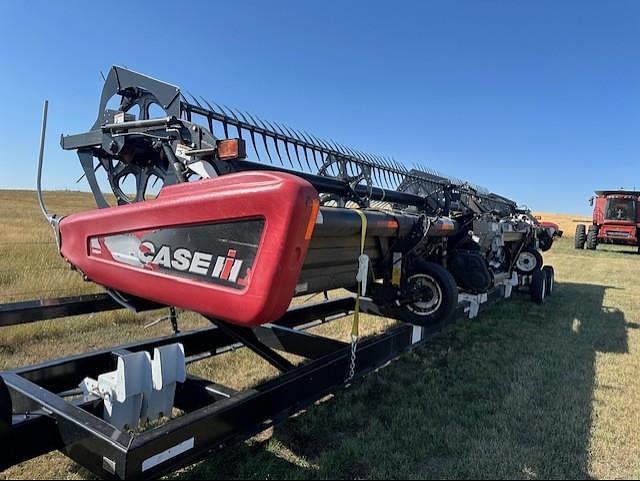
top-left (591, 246), bottom-right (639, 256)
top-left (172, 281), bottom-right (628, 480)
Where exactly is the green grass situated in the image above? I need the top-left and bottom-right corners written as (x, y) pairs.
top-left (1, 190), bottom-right (639, 479)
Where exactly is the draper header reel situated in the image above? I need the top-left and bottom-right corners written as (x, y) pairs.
top-left (47, 66), bottom-right (560, 326)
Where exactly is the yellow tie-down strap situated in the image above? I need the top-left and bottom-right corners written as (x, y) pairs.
top-left (352, 209), bottom-right (368, 340)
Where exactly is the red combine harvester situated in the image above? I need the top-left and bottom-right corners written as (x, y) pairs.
top-left (575, 190), bottom-right (640, 253)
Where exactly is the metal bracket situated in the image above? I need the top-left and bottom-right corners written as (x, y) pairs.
top-left (458, 292), bottom-right (488, 319)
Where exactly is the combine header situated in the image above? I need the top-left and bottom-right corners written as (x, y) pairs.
top-left (0, 67), bottom-right (560, 478)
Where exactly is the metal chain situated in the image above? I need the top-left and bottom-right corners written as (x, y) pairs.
top-left (346, 209), bottom-right (367, 385)
top-left (346, 335), bottom-right (359, 384)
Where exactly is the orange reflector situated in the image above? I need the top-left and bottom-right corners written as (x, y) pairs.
top-left (386, 220), bottom-right (399, 230)
top-left (439, 221), bottom-right (455, 231)
top-left (217, 138), bottom-right (247, 160)
top-left (305, 198), bottom-right (320, 240)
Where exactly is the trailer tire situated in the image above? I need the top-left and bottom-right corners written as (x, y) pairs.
top-left (530, 269), bottom-right (547, 305)
top-left (393, 260), bottom-right (458, 326)
top-left (542, 265), bottom-right (555, 296)
top-left (514, 248), bottom-right (543, 275)
top-left (574, 224), bottom-right (586, 249)
top-left (586, 225), bottom-right (598, 250)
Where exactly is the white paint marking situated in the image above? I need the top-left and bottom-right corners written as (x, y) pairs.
top-left (142, 438), bottom-right (195, 472)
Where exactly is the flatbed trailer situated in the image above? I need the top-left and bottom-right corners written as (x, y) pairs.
top-left (0, 282), bottom-right (520, 479)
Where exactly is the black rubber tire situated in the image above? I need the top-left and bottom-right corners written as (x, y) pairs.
top-left (538, 230), bottom-right (554, 252)
top-left (392, 260), bottom-right (459, 326)
top-left (586, 225), bottom-right (598, 250)
top-left (574, 224), bottom-right (586, 249)
top-left (542, 265), bottom-right (555, 297)
top-left (530, 269), bottom-right (547, 305)
top-left (514, 248), bottom-right (543, 275)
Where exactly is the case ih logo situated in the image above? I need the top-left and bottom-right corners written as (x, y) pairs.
top-left (139, 242), bottom-right (244, 283)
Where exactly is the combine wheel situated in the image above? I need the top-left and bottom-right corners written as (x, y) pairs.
top-left (530, 269), bottom-right (547, 305)
top-left (586, 225), bottom-right (598, 250)
top-left (542, 265), bottom-right (555, 296)
top-left (393, 260), bottom-right (458, 326)
top-left (514, 248), bottom-right (543, 275)
top-left (574, 224), bottom-right (586, 249)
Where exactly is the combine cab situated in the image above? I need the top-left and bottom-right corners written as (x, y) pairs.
top-left (575, 190), bottom-right (640, 253)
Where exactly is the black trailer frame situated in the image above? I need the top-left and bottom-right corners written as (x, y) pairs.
top-left (0, 290), bottom-right (491, 479)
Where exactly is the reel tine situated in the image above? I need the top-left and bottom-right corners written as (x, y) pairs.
top-left (308, 132), bottom-right (327, 151)
top-left (263, 120), bottom-right (286, 166)
top-left (377, 156), bottom-right (393, 186)
top-left (206, 102), bottom-right (228, 137)
top-left (283, 138), bottom-right (296, 168)
top-left (316, 135), bottom-right (335, 155)
top-left (246, 111), bottom-right (265, 136)
top-left (332, 140), bottom-right (348, 157)
top-left (254, 116), bottom-right (277, 164)
top-left (234, 110), bottom-right (260, 160)
top-left (261, 132), bottom-right (274, 164)
top-left (287, 128), bottom-right (309, 169)
top-left (234, 108), bottom-right (251, 139)
top-left (300, 131), bottom-right (321, 169)
top-left (237, 109), bottom-right (251, 125)
top-left (282, 125), bottom-right (304, 170)
top-left (303, 130), bottom-right (321, 150)
top-left (301, 145), bottom-right (311, 171)
top-left (211, 100), bottom-right (227, 115)
top-left (386, 157), bottom-right (402, 186)
top-left (365, 153), bottom-right (382, 185)
top-left (362, 151), bottom-right (387, 185)
top-left (298, 129), bottom-right (312, 146)
top-left (376, 156), bottom-right (396, 190)
top-left (187, 92), bottom-right (203, 109)
top-left (238, 111), bottom-right (265, 163)
top-left (249, 128), bottom-right (261, 161)
top-left (309, 133), bottom-right (327, 152)
top-left (199, 97), bottom-right (216, 134)
top-left (273, 122), bottom-right (298, 169)
top-left (221, 105), bottom-right (243, 139)
top-left (201, 96), bottom-right (215, 114)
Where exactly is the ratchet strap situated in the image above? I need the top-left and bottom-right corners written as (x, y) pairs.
top-left (352, 209), bottom-right (368, 339)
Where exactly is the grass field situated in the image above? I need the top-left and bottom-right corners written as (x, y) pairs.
top-left (1, 190), bottom-right (639, 479)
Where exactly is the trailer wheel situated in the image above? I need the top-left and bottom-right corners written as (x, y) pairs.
top-left (542, 265), bottom-right (555, 296)
top-left (514, 248), bottom-right (543, 275)
top-left (574, 224), bottom-right (586, 249)
top-left (530, 269), bottom-right (547, 304)
top-left (394, 261), bottom-right (458, 326)
top-left (586, 225), bottom-right (598, 250)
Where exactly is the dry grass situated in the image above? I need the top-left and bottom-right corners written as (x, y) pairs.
top-left (0, 192), bottom-right (638, 479)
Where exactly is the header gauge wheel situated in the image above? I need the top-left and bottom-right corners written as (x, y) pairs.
top-left (393, 260), bottom-right (458, 326)
top-left (515, 248), bottom-right (543, 275)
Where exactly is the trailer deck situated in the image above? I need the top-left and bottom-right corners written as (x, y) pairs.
top-left (0, 288), bottom-right (508, 479)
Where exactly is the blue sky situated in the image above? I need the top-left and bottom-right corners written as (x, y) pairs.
top-left (0, 0), bottom-right (638, 215)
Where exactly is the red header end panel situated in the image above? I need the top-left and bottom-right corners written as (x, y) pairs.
top-left (59, 172), bottom-right (319, 326)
